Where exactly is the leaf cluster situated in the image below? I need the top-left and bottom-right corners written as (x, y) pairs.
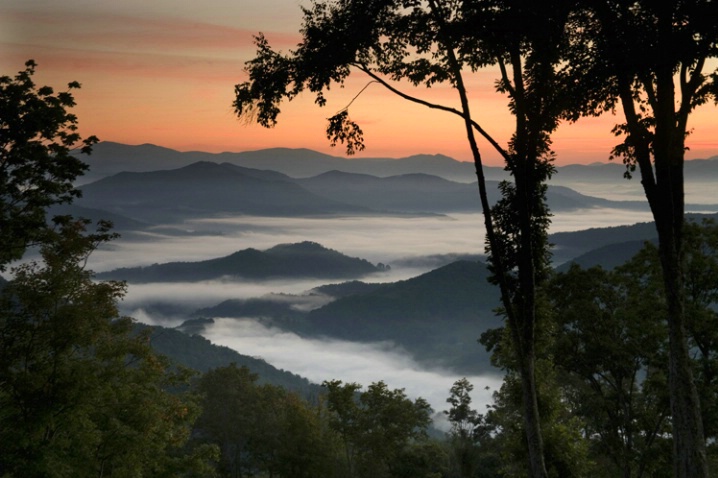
top-left (322, 379), bottom-right (433, 478)
top-left (0, 218), bottom-right (204, 477)
top-left (0, 60), bottom-right (98, 267)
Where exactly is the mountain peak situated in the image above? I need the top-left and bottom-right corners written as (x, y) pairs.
top-left (266, 241), bottom-right (331, 254)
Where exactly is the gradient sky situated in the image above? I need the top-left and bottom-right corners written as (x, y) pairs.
top-left (1, 0), bottom-right (716, 166)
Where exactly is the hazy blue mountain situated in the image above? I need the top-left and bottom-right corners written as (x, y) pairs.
top-left (193, 298), bottom-right (307, 324)
top-left (549, 212), bottom-right (718, 266)
top-left (75, 159), bottom-right (660, 226)
top-left (297, 171), bottom-right (479, 212)
top-left (297, 170), bottom-right (650, 213)
top-left (78, 142), bottom-right (504, 182)
top-left (550, 221), bottom-right (658, 266)
top-left (48, 204), bottom-right (152, 233)
top-left (79, 142), bottom-right (718, 186)
top-left (551, 157), bottom-right (718, 185)
top-left (97, 241), bottom-right (386, 282)
top-left (77, 142), bottom-right (216, 183)
top-left (78, 161), bottom-right (369, 222)
top-left (554, 239), bottom-right (654, 272)
top-left (686, 156), bottom-right (718, 181)
top-left (312, 280), bottom-right (384, 299)
top-left (302, 261), bottom-right (500, 373)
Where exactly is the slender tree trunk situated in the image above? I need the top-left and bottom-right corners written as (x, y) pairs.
top-left (509, 46), bottom-right (549, 478)
top-left (651, 15), bottom-right (708, 472)
top-left (629, 43), bottom-right (709, 475)
top-left (518, 345), bottom-right (546, 478)
top-left (427, 4), bottom-right (548, 475)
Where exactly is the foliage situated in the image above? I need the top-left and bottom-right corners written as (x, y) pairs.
top-left (548, 219), bottom-right (718, 476)
top-left (193, 364), bottom-right (337, 478)
top-left (0, 217), bottom-right (210, 477)
top-left (444, 378), bottom-right (501, 478)
top-left (0, 60), bottom-right (98, 267)
top-left (322, 379), bottom-right (433, 478)
top-left (234, 3), bottom-right (582, 474)
top-left (565, 2), bottom-right (718, 475)
top-left (481, 361), bottom-right (592, 478)
top-left (549, 262), bottom-right (671, 477)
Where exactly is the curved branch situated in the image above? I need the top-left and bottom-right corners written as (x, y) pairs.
top-left (497, 58), bottom-right (517, 98)
top-left (352, 63), bottom-right (511, 162)
top-left (336, 80), bottom-right (380, 114)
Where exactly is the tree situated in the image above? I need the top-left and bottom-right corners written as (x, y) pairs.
top-left (233, 2), bottom-right (580, 475)
top-left (444, 378), bottom-right (500, 478)
top-left (549, 263), bottom-right (672, 478)
top-left (549, 219), bottom-right (718, 476)
top-left (0, 60), bottom-right (98, 268)
top-left (322, 379), bottom-right (433, 478)
top-left (566, 2), bottom-right (718, 475)
top-left (193, 364), bottom-right (261, 477)
top-left (194, 364), bottom-right (336, 478)
top-left (0, 217), bottom-right (209, 477)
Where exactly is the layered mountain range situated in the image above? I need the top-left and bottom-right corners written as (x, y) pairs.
top-left (70, 142), bottom-right (718, 381)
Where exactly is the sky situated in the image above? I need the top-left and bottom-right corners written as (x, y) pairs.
top-left (1, 0), bottom-right (717, 166)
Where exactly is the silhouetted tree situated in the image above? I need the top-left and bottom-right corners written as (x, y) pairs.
top-left (322, 379), bottom-right (432, 478)
top-left (564, 3), bottom-right (718, 475)
top-left (233, 2), bottom-right (581, 475)
top-left (0, 60), bottom-right (98, 268)
top-left (0, 218), bottom-right (211, 477)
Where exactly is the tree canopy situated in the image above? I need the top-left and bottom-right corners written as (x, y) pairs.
top-left (0, 218), bottom-right (212, 477)
top-left (0, 60), bottom-right (98, 268)
top-left (234, 2), bottom-right (586, 475)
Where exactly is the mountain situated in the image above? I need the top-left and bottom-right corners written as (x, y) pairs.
top-left (549, 212), bottom-right (718, 266)
top-left (551, 157), bottom-right (718, 185)
top-left (77, 142), bottom-right (505, 183)
top-left (296, 170), bottom-right (650, 213)
top-left (97, 241), bottom-right (387, 282)
top-left (554, 239), bottom-right (654, 273)
top-left (75, 160), bottom-right (659, 226)
top-left (550, 221), bottom-right (658, 266)
top-left (79, 142), bottom-right (718, 186)
top-left (47, 204), bottom-right (151, 234)
top-left (77, 161), bottom-right (369, 222)
top-left (191, 261), bottom-right (502, 374)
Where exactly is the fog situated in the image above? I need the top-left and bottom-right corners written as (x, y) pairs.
top-left (201, 317), bottom-right (504, 428)
top-left (100, 207), bottom-right (660, 323)
top-left (556, 180), bottom-right (718, 207)
top-left (90, 209), bottom-right (656, 274)
top-left (83, 206), bottom-right (683, 426)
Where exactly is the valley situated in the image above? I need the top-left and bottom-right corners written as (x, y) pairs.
top-left (45, 143), bottom-right (718, 414)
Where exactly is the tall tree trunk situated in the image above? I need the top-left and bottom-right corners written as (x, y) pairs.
top-left (428, 3), bottom-right (549, 475)
top-left (651, 10), bottom-right (708, 473)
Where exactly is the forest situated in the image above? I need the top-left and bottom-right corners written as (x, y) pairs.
top-left (2, 0), bottom-right (718, 476)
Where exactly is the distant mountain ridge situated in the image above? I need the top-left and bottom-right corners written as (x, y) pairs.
top-left (97, 241), bottom-right (386, 282)
top-left (78, 161), bottom-right (369, 222)
top-left (74, 158), bottom-right (681, 226)
top-left (78, 141), bottom-right (718, 184)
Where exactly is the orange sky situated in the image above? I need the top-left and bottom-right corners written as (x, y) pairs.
top-left (1, 1), bottom-right (716, 166)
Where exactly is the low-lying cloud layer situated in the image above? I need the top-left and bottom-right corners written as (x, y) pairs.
top-left (88, 207), bottom-right (683, 428)
top-left (203, 317), bottom-right (504, 428)
top-left (92, 209), bottom-right (656, 273)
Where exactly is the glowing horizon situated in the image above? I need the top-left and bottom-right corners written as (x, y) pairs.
top-left (1, 0), bottom-right (716, 166)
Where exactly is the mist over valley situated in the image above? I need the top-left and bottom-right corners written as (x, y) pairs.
top-left (56, 143), bottom-right (718, 414)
